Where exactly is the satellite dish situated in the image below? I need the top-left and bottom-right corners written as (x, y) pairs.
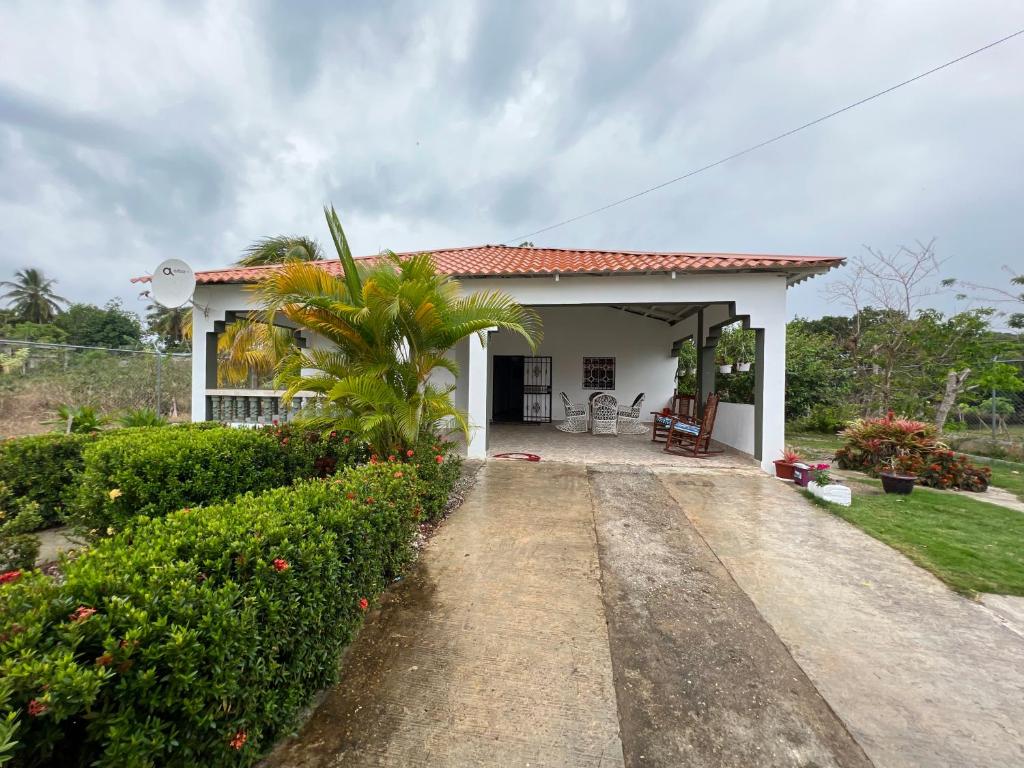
top-left (150, 259), bottom-right (196, 308)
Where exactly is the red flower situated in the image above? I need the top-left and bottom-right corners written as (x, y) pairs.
top-left (815, 463), bottom-right (830, 470)
top-left (96, 652), bottom-right (114, 667)
top-left (282, 437), bottom-right (289, 445)
top-left (343, 437), bottom-right (350, 444)
top-left (435, 455), bottom-right (444, 464)
top-left (229, 730), bottom-right (247, 750)
top-left (346, 491), bottom-right (356, 500)
top-left (370, 454), bottom-right (378, 464)
top-left (273, 558), bottom-right (290, 572)
top-left (365, 497), bottom-right (374, 505)
top-left (330, 431), bottom-right (338, 438)
top-left (406, 449), bottom-right (414, 458)
top-left (27, 699), bottom-right (46, 717)
top-left (272, 419), bottom-right (279, 426)
top-left (393, 471), bottom-right (404, 478)
top-left (0, 569), bottom-right (22, 585)
top-left (69, 606), bottom-right (97, 622)
top-left (388, 455), bottom-right (396, 462)
top-left (358, 597), bottom-right (369, 611)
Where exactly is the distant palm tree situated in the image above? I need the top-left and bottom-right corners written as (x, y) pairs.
top-left (236, 236), bottom-right (323, 267)
top-left (146, 304), bottom-right (191, 348)
top-left (0, 268), bottom-right (68, 323)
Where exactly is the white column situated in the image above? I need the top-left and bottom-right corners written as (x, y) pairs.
top-left (756, 314), bottom-right (787, 473)
top-left (190, 305), bottom-right (213, 422)
top-left (465, 331), bottom-right (490, 459)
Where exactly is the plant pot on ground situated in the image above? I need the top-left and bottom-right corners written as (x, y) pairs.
top-left (879, 471), bottom-right (916, 494)
top-left (774, 446), bottom-right (802, 480)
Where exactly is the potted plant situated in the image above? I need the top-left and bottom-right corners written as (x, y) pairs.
top-left (715, 353), bottom-right (732, 374)
top-left (879, 455), bottom-right (916, 495)
top-left (734, 331), bottom-right (754, 372)
top-left (774, 447), bottom-right (801, 480)
top-left (807, 463), bottom-right (853, 506)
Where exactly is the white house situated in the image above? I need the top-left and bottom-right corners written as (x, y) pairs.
top-left (152, 246), bottom-right (841, 473)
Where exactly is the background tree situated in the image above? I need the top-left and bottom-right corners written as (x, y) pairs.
top-left (0, 268), bottom-right (67, 323)
top-left (236, 236), bottom-right (323, 267)
top-left (54, 300), bottom-right (143, 349)
top-left (145, 304), bottom-right (191, 351)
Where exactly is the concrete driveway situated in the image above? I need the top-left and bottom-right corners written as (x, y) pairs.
top-left (265, 460), bottom-right (1024, 768)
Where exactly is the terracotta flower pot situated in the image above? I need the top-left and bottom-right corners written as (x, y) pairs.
top-left (879, 472), bottom-right (916, 495)
top-left (774, 460), bottom-right (796, 480)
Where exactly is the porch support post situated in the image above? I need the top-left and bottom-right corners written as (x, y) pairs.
top-left (466, 331), bottom-right (490, 459)
top-left (696, 309), bottom-right (718, 416)
top-left (191, 305), bottom-right (216, 421)
top-left (754, 321), bottom-right (786, 472)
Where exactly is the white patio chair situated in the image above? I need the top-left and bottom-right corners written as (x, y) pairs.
top-left (556, 392), bottom-right (588, 433)
top-left (591, 393), bottom-right (618, 435)
top-left (616, 392), bottom-right (647, 434)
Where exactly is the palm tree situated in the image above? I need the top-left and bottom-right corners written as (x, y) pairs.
top-left (236, 236), bottom-right (323, 267)
top-left (146, 304), bottom-right (192, 349)
top-left (1, 268), bottom-right (68, 323)
top-left (233, 206), bottom-right (541, 453)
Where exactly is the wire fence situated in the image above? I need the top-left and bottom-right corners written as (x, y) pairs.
top-left (0, 339), bottom-right (191, 437)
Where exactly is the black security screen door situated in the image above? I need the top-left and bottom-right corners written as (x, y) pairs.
top-left (492, 355), bottom-right (552, 423)
top-left (522, 356), bottom-right (552, 423)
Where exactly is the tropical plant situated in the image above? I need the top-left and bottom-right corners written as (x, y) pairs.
top-left (237, 236), bottom-right (324, 267)
top-left (45, 404), bottom-right (106, 434)
top-left (235, 206), bottom-right (541, 454)
top-left (0, 268), bottom-right (67, 323)
top-left (116, 407), bottom-right (168, 427)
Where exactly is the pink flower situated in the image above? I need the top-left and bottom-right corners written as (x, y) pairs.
top-left (815, 463), bottom-right (830, 470)
top-left (27, 699), bottom-right (46, 717)
top-left (393, 471), bottom-right (404, 478)
top-left (406, 449), bottom-right (414, 458)
top-left (273, 558), bottom-right (290, 572)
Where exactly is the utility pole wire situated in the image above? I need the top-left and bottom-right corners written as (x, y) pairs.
top-left (506, 28), bottom-right (1024, 244)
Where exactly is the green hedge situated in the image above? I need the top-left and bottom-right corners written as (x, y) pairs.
top-left (1, 463), bottom-right (419, 766)
top-left (69, 426), bottom-right (365, 535)
top-left (0, 433), bottom-right (97, 528)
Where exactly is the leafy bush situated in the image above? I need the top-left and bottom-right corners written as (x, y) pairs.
top-left (0, 464), bottom-right (418, 766)
top-left (834, 413), bottom-right (942, 471)
top-left (70, 427), bottom-right (320, 535)
top-left (835, 412), bottom-right (990, 491)
top-left (789, 403), bottom-right (857, 434)
top-left (888, 450), bottom-right (991, 492)
top-left (716, 370), bottom-right (754, 404)
top-left (0, 483), bottom-right (43, 571)
top-left (260, 423), bottom-right (368, 480)
top-left (0, 433), bottom-right (97, 527)
top-left (45, 404), bottom-right (106, 434)
top-left (116, 408), bottom-right (168, 428)
top-left (385, 436), bottom-right (462, 523)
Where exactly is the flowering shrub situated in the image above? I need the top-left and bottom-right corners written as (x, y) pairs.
top-left (889, 450), bottom-right (991, 492)
top-left (0, 463), bottom-right (420, 766)
top-left (834, 413), bottom-right (942, 471)
top-left (0, 432), bottom-right (97, 528)
top-left (811, 463), bottom-right (832, 486)
top-left (68, 426), bottom-right (366, 536)
top-left (835, 412), bottom-right (989, 491)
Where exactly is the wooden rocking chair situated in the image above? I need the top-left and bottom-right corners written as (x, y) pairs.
top-left (651, 392), bottom-right (696, 442)
top-left (664, 393), bottom-right (722, 457)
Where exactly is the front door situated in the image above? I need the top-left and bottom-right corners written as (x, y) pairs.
top-left (492, 355), bottom-right (552, 423)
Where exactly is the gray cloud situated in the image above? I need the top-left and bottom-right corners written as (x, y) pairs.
top-left (0, 0), bottom-right (1021, 325)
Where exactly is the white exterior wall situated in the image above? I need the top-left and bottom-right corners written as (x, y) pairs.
top-left (714, 402), bottom-right (756, 455)
top-left (487, 306), bottom-right (680, 414)
top-left (189, 270), bottom-right (790, 472)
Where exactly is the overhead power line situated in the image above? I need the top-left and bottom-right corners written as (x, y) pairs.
top-left (506, 28), bottom-right (1024, 244)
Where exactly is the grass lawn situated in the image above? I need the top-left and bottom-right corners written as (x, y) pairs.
top-left (808, 477), bottom-right (1024, 596)
top-left (972, 458), bottom-right (1024, 502)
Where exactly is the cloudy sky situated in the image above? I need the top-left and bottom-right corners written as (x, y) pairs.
top-left (1, 1), bottom-right (1021, 322)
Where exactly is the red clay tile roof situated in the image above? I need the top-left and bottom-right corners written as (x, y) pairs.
top-left (132, 245), bottom-right (842, 284)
